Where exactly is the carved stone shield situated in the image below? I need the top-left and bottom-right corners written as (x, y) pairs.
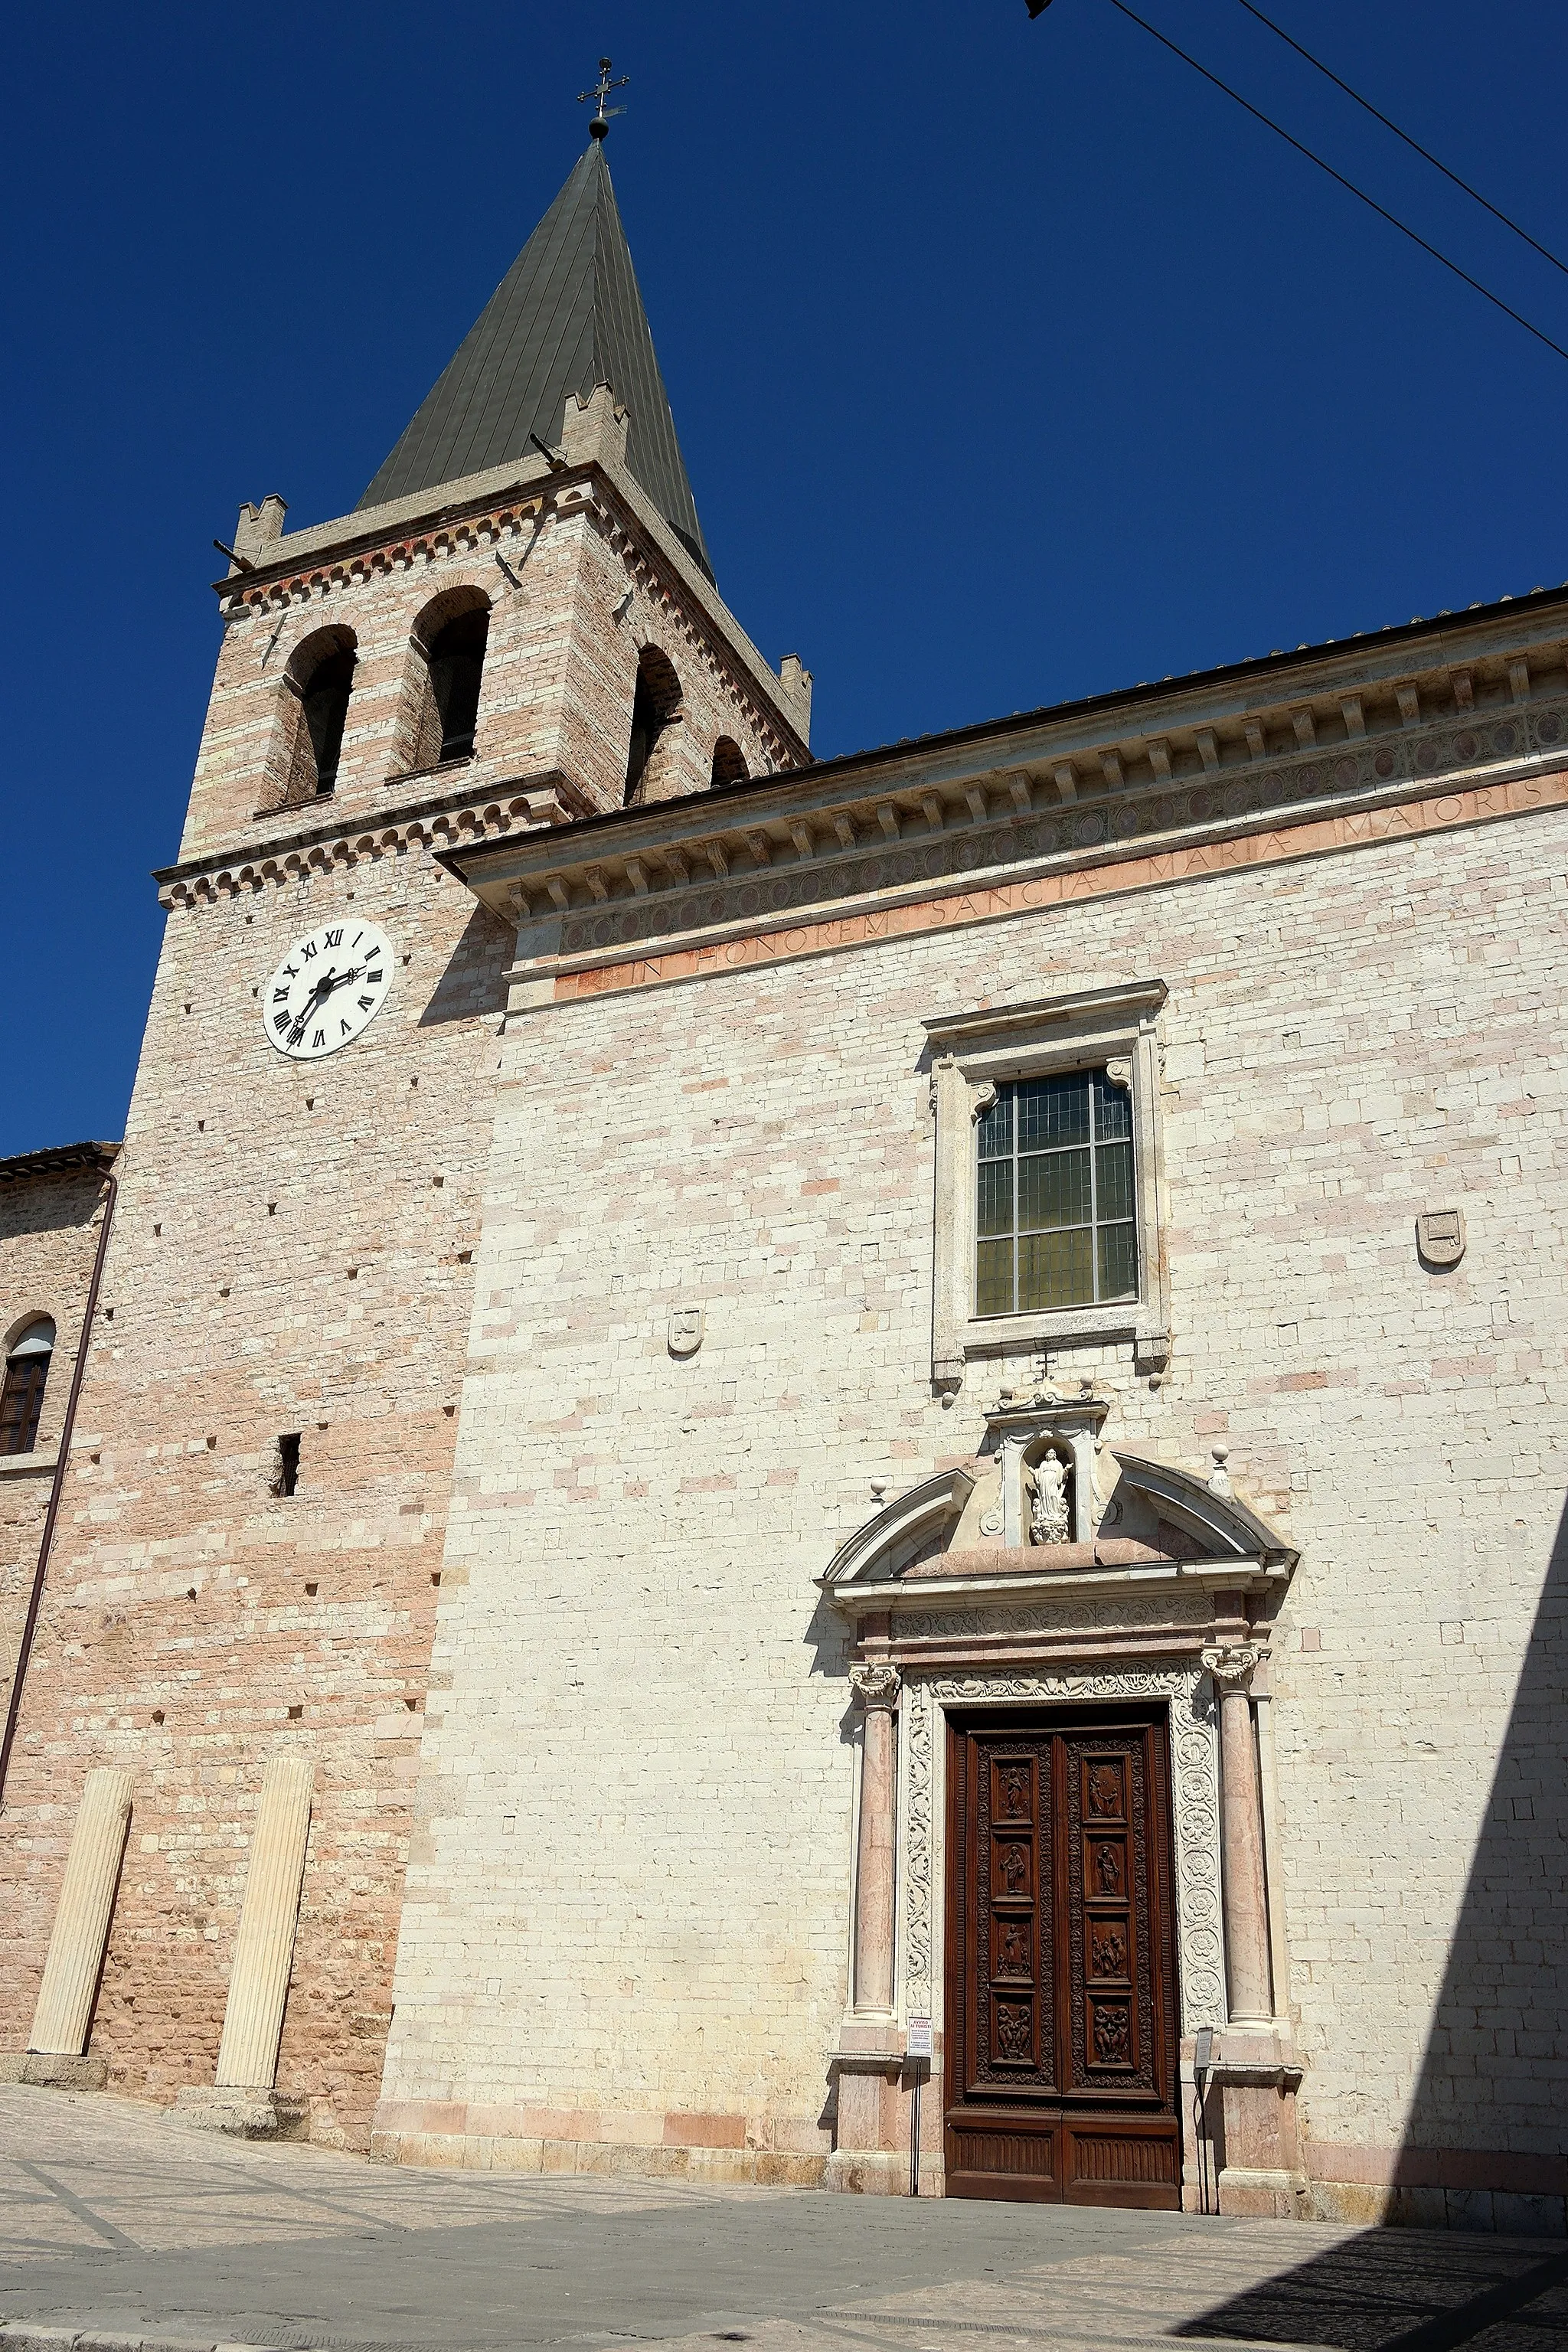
top-left (1416, 1210), bottom-right (1465, 1268)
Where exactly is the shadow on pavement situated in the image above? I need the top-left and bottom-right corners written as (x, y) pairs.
top-left (1184, 1497), bottom-right (1568, 2346)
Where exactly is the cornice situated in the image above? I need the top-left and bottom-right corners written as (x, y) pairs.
top-left (437, 637), bottom-right (1568, 967)
top-left (0, 1142), bottom-right (119, 1184)
top-left (154, 772), bottom-right (592, 910)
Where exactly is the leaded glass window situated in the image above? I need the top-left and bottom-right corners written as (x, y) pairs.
top-left (975, 1068), bottom-right (1137, 1317)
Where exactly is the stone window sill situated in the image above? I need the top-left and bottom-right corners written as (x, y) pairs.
top-left (384, 754), bottom-right (475, 789)
top-left (0, 1446), bottom-right (59, 1480)
top-left (959, 1301), bottom-right (1169, 1370)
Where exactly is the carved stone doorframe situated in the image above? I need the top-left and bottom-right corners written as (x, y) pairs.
top-left (819, 1441), bottom-right (1303, 2207)
top-left (898, 1664), bottom-right (1225, 2052)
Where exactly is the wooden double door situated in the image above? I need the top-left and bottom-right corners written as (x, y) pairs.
top-left (943, 1707), bottom-right (1181, 2207)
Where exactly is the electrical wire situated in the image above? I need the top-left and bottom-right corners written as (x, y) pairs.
top-left (1096, 0), bottom-right (1568, 368)
top-left (1232, 0), bottom-right (1568, 283)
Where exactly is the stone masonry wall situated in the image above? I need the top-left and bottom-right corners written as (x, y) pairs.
top-left (379, 801), bottom-right (1568, 2190)
top-left (0, 1166), bottom-right (110, 1732)
top-left (0, 843), bottom-right (511, 2148)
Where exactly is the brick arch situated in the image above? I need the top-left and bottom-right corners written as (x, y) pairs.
top-left (625, 642), bottom-right (686, 806)
top-left (710, 735), bottom-right (749, 789)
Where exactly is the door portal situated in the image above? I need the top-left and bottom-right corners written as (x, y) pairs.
top-left (943, 1708), bottom-right (1181, 2206)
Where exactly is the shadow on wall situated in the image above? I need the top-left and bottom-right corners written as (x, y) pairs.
top-left (1181, 1494), bottom-right (1568, 2344)
top-left (416, 903), bottom-right (516, 1030)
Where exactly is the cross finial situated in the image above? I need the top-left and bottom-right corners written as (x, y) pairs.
top-left (578, 56), bottom-right (629, 142)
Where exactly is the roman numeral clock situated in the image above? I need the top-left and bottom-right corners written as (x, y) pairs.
top-left (263, 921), bottom-right (394, 1059)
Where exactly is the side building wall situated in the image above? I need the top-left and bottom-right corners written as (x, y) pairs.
top-left (378, 801), bottom-right (1568, 2202)
top-left (0, 1165), bottom-right (112, 1731)
top-left (0, 843), bottom-right (510, 2148)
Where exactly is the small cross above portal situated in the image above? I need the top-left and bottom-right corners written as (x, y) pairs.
top-left (579, 57), bottom-right (629, 141)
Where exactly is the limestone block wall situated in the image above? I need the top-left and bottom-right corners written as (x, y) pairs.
top-left (0, 841), bottom-right (510, 2148)
top-left (381, 802), bottom-right (1568, 2194)
top-left (0, 1165), bottom-right (112, 1729)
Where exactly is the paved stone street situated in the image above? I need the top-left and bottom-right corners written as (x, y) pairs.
top-left (1, 2089), bottom-right (1565, 2352)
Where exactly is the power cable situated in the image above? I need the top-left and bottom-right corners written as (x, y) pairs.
top-left (1232, 0), bottom-right (1568, 283)
top-left (1096, 0), bottom-right (1568, 368)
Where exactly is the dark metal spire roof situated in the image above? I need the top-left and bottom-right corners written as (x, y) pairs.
top-left (357, 143), bottom-right (711, 578)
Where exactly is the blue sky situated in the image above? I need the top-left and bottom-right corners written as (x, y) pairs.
top-left (5, 1), bottom-right (1567, 1153)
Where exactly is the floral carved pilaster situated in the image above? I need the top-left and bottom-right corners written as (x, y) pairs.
top-left (903, 1680), bottom-right (933, 2007)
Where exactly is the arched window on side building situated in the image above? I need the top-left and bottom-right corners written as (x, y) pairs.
top-left (1, 1318), bottom-right (55, 1455)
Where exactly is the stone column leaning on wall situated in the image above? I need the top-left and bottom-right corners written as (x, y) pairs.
top-left (850, 1663), bottom-right (901, 2017)
top-left (175, 1750), bottom-right (315, 2138)
top-left (825, 1661), bottom-right (907, 2194)
top-left (24, 1766), bottom-right (133, 2089)
top-left (1199, 1641), bottom-right (1307, 2216)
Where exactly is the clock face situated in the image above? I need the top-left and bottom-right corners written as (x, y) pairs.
top-left (263, 920), bottom-right (394, 1060)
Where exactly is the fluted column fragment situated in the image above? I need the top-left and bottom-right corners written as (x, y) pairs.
top-left (29, 1767), bottom-right (133, 2056)
top-left (215, 1753), bottom-right (314, 2091)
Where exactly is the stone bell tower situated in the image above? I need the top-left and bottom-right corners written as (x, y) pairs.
top-left (0, 119), bottom-right (809, 2149)
top-left (178, 132), bottom-right (812, 880)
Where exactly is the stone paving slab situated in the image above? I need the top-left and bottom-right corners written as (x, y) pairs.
top-left (2, 2089), bottom-right (1565, 2352)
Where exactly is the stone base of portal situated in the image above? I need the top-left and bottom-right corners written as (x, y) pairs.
top-left (172, 2085), bottom-right (309, 2140)
top-left (1204, 2030), bottom-right (1307, 2218)
top-left (826, 2037), bottom-right (920, 2197)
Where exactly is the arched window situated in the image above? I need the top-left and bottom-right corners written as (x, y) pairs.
top-left (710, 737), bottom-right (749, 789)
top-left (283, 628), bottom-right (357, 800)
top-left (625, 645), bottom-right (683, 805)
top-left (1, 1318), bottom-right (55, 1456)
top-left (403, 590), bottom-right (491, 772)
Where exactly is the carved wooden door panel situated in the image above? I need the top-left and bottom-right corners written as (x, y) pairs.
top-left (944, 1709), bottom-right (1181, 2207)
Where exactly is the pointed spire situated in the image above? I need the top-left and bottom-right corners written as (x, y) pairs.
top-left (358, 144), bottom-right (711, 579)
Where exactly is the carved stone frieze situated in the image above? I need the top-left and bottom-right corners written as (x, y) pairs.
top-left (899, 1591), bottom-right (1216, 1642)
top-left (544, 697), bottom-right (1568, 947)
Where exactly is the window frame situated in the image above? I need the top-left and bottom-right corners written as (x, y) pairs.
top-left (0, 1347), bottom-right (51, 1456)
top-left (925, 981), bottom-right (1169, 1394)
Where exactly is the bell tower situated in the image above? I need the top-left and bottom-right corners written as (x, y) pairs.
top-left (0, 106), bottom-right (811, 2151)
top-left (175, 129), bottom-right (812, 883)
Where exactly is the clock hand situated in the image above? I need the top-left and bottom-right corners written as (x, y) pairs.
top-left (286, 972), bottom-right (335, 1045)
top-left (286, 963), bottom-right (366, 1044)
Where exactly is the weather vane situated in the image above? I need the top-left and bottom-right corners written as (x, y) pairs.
top-left (579, 57), bottom-right (629, 141)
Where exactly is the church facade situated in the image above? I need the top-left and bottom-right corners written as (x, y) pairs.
top-left (3, 134), bottom-right (1565, 2231)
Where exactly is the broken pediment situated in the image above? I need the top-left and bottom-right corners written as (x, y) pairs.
top-left (819, 1393), bottom-right (1296, 1616)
